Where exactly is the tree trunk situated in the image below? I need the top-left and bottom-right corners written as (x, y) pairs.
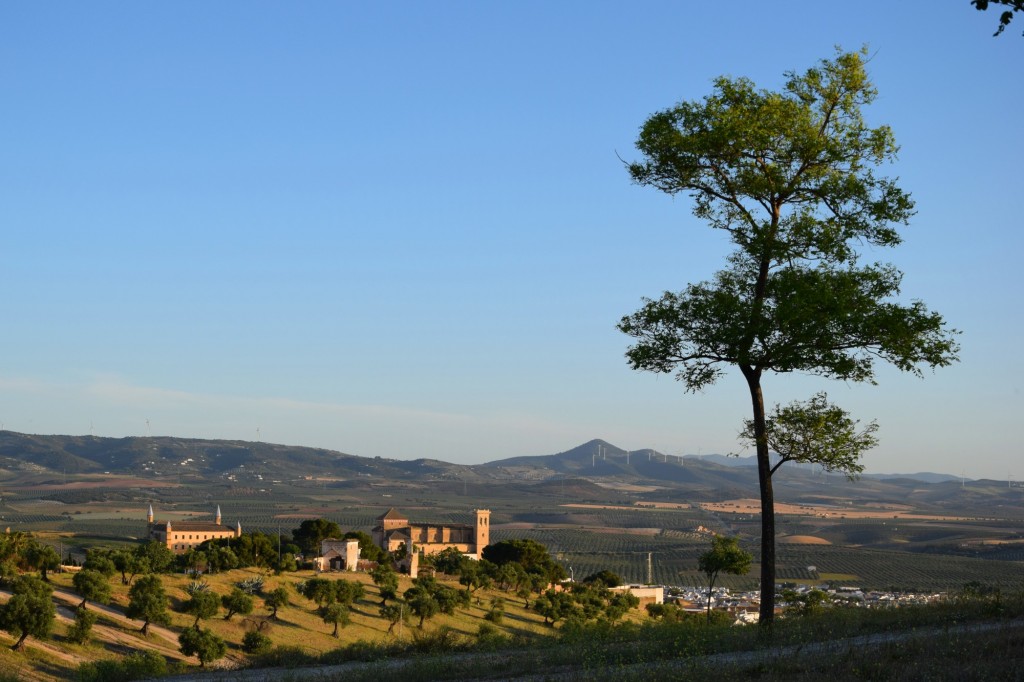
top-left (140, 620), bottom-right (149, 635)
top-left (12, 633), bottom-right (27, 650)
top-left (744, 368), bottom-right (775, 628)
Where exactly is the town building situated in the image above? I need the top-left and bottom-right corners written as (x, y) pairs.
top-left (147, 504), bottom-right (241, 553)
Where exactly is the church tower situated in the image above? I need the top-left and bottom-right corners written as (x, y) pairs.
top-left (147, 504), bottom-right (154, 524)
top-left (215, 505), bottom-right (222, 525)
top-left (474, 509), bottom-right (490, 558)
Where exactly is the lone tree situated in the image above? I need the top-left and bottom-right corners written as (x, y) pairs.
top-left (619, 48), bottom-right (958, 626)
top-left (697, 536), bottom-right (752, 623)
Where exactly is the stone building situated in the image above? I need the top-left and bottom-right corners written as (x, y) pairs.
top-left (372, 507), bottom-right (490, 568)
top-left (147, 504), bottom-right (241, 554)
top-left (318, 538), bottom-right (361, 572)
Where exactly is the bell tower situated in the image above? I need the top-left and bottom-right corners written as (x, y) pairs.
top-left (474, 509), bottom-right (490, 559)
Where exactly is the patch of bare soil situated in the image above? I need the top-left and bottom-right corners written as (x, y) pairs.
top-left (778, 535), bottom-right (832, 545)
top-left (700, 499), bottom-right (975, 521)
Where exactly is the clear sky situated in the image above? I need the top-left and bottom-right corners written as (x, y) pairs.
top-left (1, 3), bottom-right (1020, 480)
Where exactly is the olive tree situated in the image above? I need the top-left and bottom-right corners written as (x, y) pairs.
top-left (619, 48), bottom-right (958, 625)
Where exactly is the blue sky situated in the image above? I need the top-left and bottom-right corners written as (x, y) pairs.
top-left (1, 3), bottom-right (1020, 480)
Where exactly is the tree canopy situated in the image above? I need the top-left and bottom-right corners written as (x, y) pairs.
top-left (697, 536), bottom-right (752, 623)
top-left (740, 392), bottom-right (879, 478)
top-left (972, 0), bottom-right (1024, 35)
top-left (126, 574), bottom-right (170, 635)
top-left (292, 518), bottom-right (342, 556)
top-left (620, 48), bottom-right (958, 626)
top-left (0, 576), bottom-right (55, 650)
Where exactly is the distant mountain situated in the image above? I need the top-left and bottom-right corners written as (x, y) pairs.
top-left (0, 431), bottom-right (473, 484)
top-left (0, 431), bottom-right (982, 509)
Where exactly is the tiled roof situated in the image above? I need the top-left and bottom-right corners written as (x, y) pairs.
top-left (378, 508), bottom-right (407, 521)
top-left (165, 522), bottom-right (233, 533)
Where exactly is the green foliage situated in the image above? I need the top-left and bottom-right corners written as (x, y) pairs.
top-left (0, 576), bottom-right (55, 649)
top-left (125, 574), bottom-right (170, 635)
top-left (582, 569), bottom-right (623, 588)
top-left (333, 578), bottom-right (365, 606)
top-left (241, 629), bottom-right (273, 655)
top-left (380, 601), bottom-right (409, 635)
top-left (371, 563), bottom-right (400, 604)
top-left (343, 530), bottom-right (385, 563)
top-left (183, 590), bottom-right (220, 628)
top-left (264, 586), bottom-right (290, 619)
top-left (72, 569), bottom-right (112, 609)
top-left (533, 589), bottom-right (577, 626)
top-left (698, 536), bottom-right (753, 622)
top-left (620, 48), bottom-right (958, 625)
top-left (178, 626), bottom-right (227, 668)
top-left (740, 392), bottom-right (879, 478)
top-left (77, 649), bottom-right (167, 682)
top-left (404, 579), bottom-right (441, 628)
top-left (221, 587), bottom-right (255, 620)
top-left (298, 577), bottom-right (334, 608)
top-left (184, 580), bottom-right (210, 595)
top-left (23, 540), bottom-right (60, 581)
top-left (235, 575), bottom-right (265, 595)
top-left (431, 547), bottom-right (468, 575)
top-left (482, 539), bottom-right (566, 583)
top-left (66, 608), bottom-right (98, 644)
top-left (81, 549), bottom-right (117, 579)
top-left (322, 602), bottom-right (351, 637)
top-left (291, 518), bottom-right (342, 556)
top-left (782, 588), bottom-right (833, 617)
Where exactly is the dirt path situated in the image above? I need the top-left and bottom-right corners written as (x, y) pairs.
top-left (50, 587), bottom-right (186, 653)
top-left (0, 585), bottom-right (194, 680)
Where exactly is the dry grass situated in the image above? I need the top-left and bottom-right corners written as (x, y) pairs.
top-left (31, 567), bottom-right (556, 679)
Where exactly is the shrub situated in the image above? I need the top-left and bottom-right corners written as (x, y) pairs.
top-left (66, 609), bottom-right (98, 645)
top-left (77, 650), bottom-right (167, 682)
top-left (241, 630), bottom-right (272, 655)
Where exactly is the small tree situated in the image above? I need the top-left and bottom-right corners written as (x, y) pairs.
top-left (126, 574), bottom-right (170, 635)
top-left (0, 576), bottom-right (55, 650)
top-left (332, 578), bottom-right (364, 607)
top-left (298, 577), bottom-right (335, 610)
top-left (697, 536), bottom-right (753, 623)
top-left (322, 602), bottom-right (350, 637)
top-left (178, 627), bottom-right (227, 668)
top-left (221, 587), bottom-right (254, 620)
top-left (23, 541), bottom-right (60, 582)
top-left (380, 601), bottom-right (408, 636)
top-left (532, 589), bottom-right (576, 627)
top-left (183, 590), bottom-right (220, 629)
top-left (264, 586), bottom-right (289, 620)
top-left (241, 629), bottom-right (272, 654)
top-left (66, 608), bottom-right (97, 644)
top-left (371, 564), bottom-right (400, 605)
top-left (404, 582), bottom-right (439, 629)
top-left (72, 569), bottom-right (112, 610)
